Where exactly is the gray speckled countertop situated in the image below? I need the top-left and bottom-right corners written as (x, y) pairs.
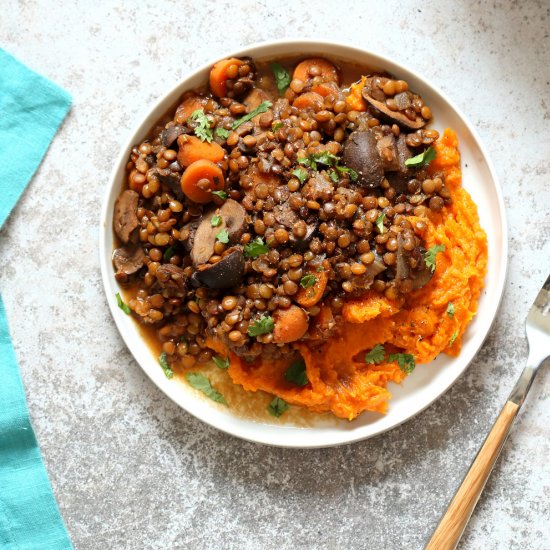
top-left (1, 1), bottom-right (549, 548)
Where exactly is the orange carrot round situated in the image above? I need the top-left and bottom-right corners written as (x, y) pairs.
top-left (273, 306), bottom-right (309, 344)
top-left (292, 92), bottom-right (324, 112)
top-left (293, 58), bottom-right (340, 84)
top-left (295, 270), bottom-right (329, 308)
top-left (180, 159), bottom-right (225, 204)
top-left (209, 58), bottom-right (244, 98)
top-left (177, 135), bottom-right (225, 167)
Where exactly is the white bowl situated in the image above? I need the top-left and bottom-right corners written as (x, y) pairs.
top-left (99, 40), bottom-right (508, 448)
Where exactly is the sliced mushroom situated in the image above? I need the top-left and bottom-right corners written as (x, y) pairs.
top-left (244, 88), bottom-right (272, 111)
top-left (156, 169), bottom-right (184, 198)
top-left (113, 190), bottom-right (139, 243)
top-left (273, 204), bottom-right (318, 250)
top-left (411, 248), bottom-right (433, 289)
top-left (361, 86), bottom-right (426, 130)
top-left (190, 199), bottom-right (247, 266)
top-left (180, 220), bottom-right (199, 252)
top-left (342, 130), bottom-right (384, 189)
top-left (193, 247), bottom-right (245, 289)
top-left (112, 244), bottom-right (146, 280)
top-left (161, 125), bottom-right (188, 148)
top-left (395, 234), bottom-right (410, 281)
top-left (386, 134), bottom-right (413, 194)
top-left (155, 264), bottom-right (187, 293)
top-left (376, 134), bottom-right (400, 172)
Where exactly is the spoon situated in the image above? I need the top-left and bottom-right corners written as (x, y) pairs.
top-left (425, 274), bottom-right (550, 550)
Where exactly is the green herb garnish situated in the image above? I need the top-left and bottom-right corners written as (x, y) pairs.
top-left (300, 274), bottom-right (317, 288)
top-left (244, 237), bottom-right (269, 258)
top-left (216, 229), bottom-right (229, 244)
top-left (388, 353), bottom-right (416, 374)
top-left (425, 244), bottom-right (446, 273)
top-left (215, 127), bottom-right (230, 139)
top-left (267, 396), bottom-right (289, 418)
top-left (159, 352), bottom-right (174, 379)
top-left (163, 246), bottom-right (175, 261)
top-left (329, 170), bottom-right (339, 183)
top-left (365, 344), bottom-right (385, 365)
top-left (376, 212), bottom-right (386, 234)
top-left (446, 302), bottom-right (455, 318)
top-left (449, 331), bottom-right (458, 346)
top-left (272, 122), bottom-right (283, 131)
top-left (213, 355), bottom-right (230, 370)
top-left (211, 214), bottom-right (222, 227)
top-left (271, 62), bottom-right (291, 95)
top-left (292, 167), bottom-right (308, 185)
top-left (187, 109), bottom-right (213, 143)
top-left (405, 146), bottom-right (437, 168)
top-left (212, 190), bottom-right (228, 200)
top-left (247, 315), bottom-right (275, 337)
top-left (335, 164), bottom-right (359, 182)
top-left (185, 372), bottom-right (227, 404)
top-left (232, 101), bottom-right (272, 130)
top-left (284, 358), bottom-right (308, 386)
top-left (115, 292), bottom-right (131, 315)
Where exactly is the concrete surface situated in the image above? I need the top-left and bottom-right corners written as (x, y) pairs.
top-left (1, 0), bottom-right (549, 548)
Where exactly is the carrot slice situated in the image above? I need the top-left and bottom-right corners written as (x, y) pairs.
top-left (273, 305), bottom-right (309, 344)
top-left (310, 81), bottom-right (340, 98)
top-left (209, 58), bottom-right (244, 98)
top-left (293, 58), bottom-right (340, 84)
top-left (175, 96), bottom-right (208, 124)
top-left (177, 135), bottom-right (225, 167)
top-left (180, 159), bottom-right (225, 204)
top-left (346, 77), bottom-right (368, 112)
top-left (292, 92), bottom-right (324, 111)
top-left (295, 269), bottom-right (329, 308)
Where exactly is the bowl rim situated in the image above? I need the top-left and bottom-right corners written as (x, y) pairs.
top-left (99, 38), bottom-right (508, 448)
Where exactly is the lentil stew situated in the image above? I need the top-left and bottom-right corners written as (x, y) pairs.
top-left (112, 55), bottom-right (487, 420)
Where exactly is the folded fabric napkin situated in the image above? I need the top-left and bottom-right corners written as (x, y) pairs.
top-left (0, 48), bottom-right (73, 549)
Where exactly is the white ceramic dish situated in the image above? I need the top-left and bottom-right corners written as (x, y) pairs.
top-left (99, 40), bottom-right (507, 448)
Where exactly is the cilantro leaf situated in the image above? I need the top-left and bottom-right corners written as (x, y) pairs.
top-left (115, 292), bottom-right (131, 315)
top-left (213, 355), bottom-right (230, 369)
top-left (291, 167), bottom-right (308, 184)
top-left (284, 358), bottom-right (308, 386)
top-left (449, 331), bottom-right (458, 345)
top-left (376, 212), bottom-right (386, 234)
top-left (446, 302), bottom-right (455, 318)
top-left (187, 109), bottom-right (213, 143)
top-left (212, 190), bottom-right (228, 200)
top-left (232, 101), bottom-right (272, 130)
top-left (405, 146), bottom-right (437, 168)
top-left (329, 170), bottom-right (339, 183)
top-left (388, 353), bottom-right (416, 374)
top-left (216, 229), bottom-right (229, 244)
top-left (300, 274), bottom-right (317, 288)
top-left (268, 396), bottom-right (289, 417)
top-left (335, 164), bottom-right (358, 182)
top-left (425, 244), bottom-right (446, 273)
top-left (244, 237), bottom-right (269, 258)
top-left (163, 246), bottom-right (175, 261)
top-left (216, 127), bottom-right (230, 139)
top-left (248, 315), bottom-right (275, 337)
top-left (211, 214), bottom-right (222, 227)
top-left (365, 344), bottom-right (385, 364)
top-left (185, 372), bottom-right (227, 404)
top-left (159, 352), bottom-right (174, 379)
top-left (271, 62), bottom-right (291, 95)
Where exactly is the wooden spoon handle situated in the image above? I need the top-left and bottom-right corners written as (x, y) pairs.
top-left (425, 400), bottom-right (519, 550)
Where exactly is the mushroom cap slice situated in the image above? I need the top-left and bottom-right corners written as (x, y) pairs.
top-left (112, 244), bottom-right (146, 276)
top-left (194, 247), bottom-right (245, 289)
top-left (113, 189), bottom-right (139, 243)
top-left (342, 130), bottom-right (384, 189)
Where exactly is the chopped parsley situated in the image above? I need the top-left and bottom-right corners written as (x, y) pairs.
top-left (211, 214), bottom-right (222, 227)
top-left (334, 164), bottom-right (358, 182)
top-left (425, 244), bottom-right (446, 273)
top-left (267, 396), bottom-right (289, 418)
top-left (159, 352), bottom-right (174, 379)
top-left (212, 190), bottom-right (228, 200)
top-left (216, 229), bottom-right (229, 244)
top-left (232, 101), bottom-right (272, 130)
top-left (270, 62), bottom-right (291, 95)
top-left (388, 353), bottom-right (416, 374)
top-left (449, 331), bottom-right (458, 345)
top-left (365, 344), bottom-right (385, 365)
top-left (300, 274), bottom-right (317, 288)
top-left (291, 167), bottom-right (308, 184)
top-left (284, 358), bottom-right (309, 386)
top-left (376, 212), bottom-right (386, 234)
top-left (215, 127), bottom-right (230, 139)
top-left (446, 302), bottom-right (455, 318)
top-left (272, 121), bottom-right (283, 131)
top-left (329, 170), bottom-right (340, 183)
top-left (115, 292), bottom-right (131, 315)
top-left (187, 109), bottom-right (213, 143)
top-left (163, 246), bottom-right (175, 261)
top-left (248, 315), bottom-right (275, 337)
top-left (213, 355), bottom-right (230, 370)
top-left (185, 372), bottom-right (227, 404)
top-left (405, 146), bottom-right (437, 168)
top-left (244, 237), bottom-right (269, 258)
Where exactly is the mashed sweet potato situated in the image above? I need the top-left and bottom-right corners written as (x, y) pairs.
top-left (209, 129), bottom-right (487, 420)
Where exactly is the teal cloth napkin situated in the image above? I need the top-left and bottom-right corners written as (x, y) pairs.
top-left (0, 48), bottom-right (73, 549)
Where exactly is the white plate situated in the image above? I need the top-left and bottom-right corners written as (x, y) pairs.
top-left (99, 40), bottom-right (508, 448)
